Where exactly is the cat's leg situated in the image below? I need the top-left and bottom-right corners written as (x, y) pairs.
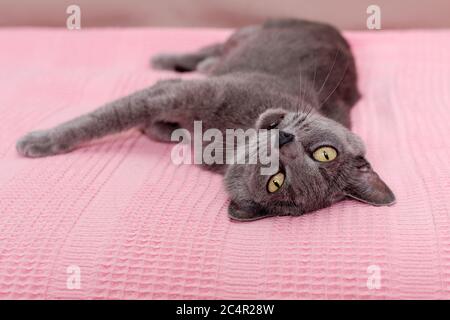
top-left (151, 43), bottom-right (223, 73)
top-left (17, 78), bottom-right (214, 158)
top-left (151, 24), bottom-right (264, 74)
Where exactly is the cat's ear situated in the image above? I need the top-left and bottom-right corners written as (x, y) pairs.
top-left (228, 200), bottom-right (273, 221)
top-left (256, 108), bottom-right (288, 129)
top-left (345, 157), bottom-right (396, 206)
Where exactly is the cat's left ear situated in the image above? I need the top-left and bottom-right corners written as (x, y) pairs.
top-left (345, 157), bottom-right (396, 206)
top-left (228, 200), bottom-right (273, 221)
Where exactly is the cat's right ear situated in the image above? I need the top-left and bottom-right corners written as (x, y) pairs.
top-left (345, 157), bottom-right (396, 206)
top-left (256, 108), bottom-right (288, 129)
top-left (228, 200), bottom-right (273, 221)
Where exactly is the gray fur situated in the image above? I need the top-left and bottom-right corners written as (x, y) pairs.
top-left (16, 19), bottom-right (395, 221)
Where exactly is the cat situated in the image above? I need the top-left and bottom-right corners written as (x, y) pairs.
top-left (16, 18), bottom-right (395, 221)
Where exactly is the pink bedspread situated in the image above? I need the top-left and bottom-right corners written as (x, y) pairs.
top-left (0, 28), bottom-right (449, 299)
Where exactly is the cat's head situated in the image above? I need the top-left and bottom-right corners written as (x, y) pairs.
top-left (224, 108), bottom-right (395, 221)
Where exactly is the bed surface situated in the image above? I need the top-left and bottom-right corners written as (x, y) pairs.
top-left (0, 28), bottom-right (449, 299)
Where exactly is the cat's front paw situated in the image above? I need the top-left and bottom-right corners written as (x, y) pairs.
top-left (16, 130), bottom-right (60, 158)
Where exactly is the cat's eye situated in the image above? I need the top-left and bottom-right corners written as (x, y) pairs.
top-left (312, 146), bottom-right (338, 162)
top-left (267, 171), bottom-right (285, 193)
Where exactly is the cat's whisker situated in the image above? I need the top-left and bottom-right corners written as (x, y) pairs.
top-left (296, 60), bottom-right (303, 115)
top-left (319, 60), bottom-right (350, 108)
top-left (312, 58), bottom-right (317, 89)
top-left (317, 48), bottom-right (338, 95)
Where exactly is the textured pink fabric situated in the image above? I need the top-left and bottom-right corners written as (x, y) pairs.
top-left (0, 28), bottom-right (449, 299)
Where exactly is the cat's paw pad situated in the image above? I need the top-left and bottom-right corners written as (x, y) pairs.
top-left (16, 131), bottom-right (57, 158)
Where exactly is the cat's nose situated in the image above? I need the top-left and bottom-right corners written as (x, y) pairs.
top-left (279, 131), bottom-right (294, 147)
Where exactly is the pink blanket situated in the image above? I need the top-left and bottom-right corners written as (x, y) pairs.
top-left (0, 28), bottom-right (449, 299)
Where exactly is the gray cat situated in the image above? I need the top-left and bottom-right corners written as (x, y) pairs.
top-left (16, 19), bottom-right (395, 221)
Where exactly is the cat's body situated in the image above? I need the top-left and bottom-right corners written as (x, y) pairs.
top-left (17, 19), bottom-right (395, 220)
top-left (151, 19), bottom-right (359, 130)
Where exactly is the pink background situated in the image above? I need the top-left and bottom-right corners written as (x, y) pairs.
top-left (0, 28), bottom-right (449, 299)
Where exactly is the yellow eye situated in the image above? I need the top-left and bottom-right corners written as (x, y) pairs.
top-left (312, 146), bottom-right (338, 162)
top-left (267, 172), bottom-right (285, 193)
